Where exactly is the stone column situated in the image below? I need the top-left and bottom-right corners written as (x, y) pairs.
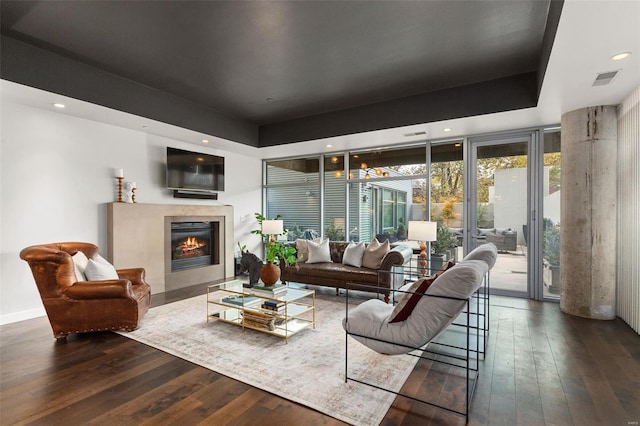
top-left (560, 106), bottom-right (617, 320)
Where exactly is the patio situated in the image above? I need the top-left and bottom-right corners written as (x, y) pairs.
top-left (406, 244), bottom-right (560, 300)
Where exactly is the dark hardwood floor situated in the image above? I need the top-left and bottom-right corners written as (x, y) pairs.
top-left (2, 285), bottom-right (639, 425)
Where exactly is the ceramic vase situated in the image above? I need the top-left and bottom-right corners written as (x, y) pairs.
top-left (260, 261), bottom-right (280, 286)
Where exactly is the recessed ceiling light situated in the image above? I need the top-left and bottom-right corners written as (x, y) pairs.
top-left (612, 52), bottom-right (631, 61)
top-left (326, 144), bottom-right (332, 148)
top-left (202, 139), bottom-right (209, 143)
top-left (454, 143), bottom-right (462, 147)
top-left (443, 128), bottom-right (452, 132)
top-left (52, 103), bottom-right (65, 109)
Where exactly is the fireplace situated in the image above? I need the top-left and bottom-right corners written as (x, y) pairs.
top-left (163, 214), bottom-right (226, 291)
top-left (109, 205), bottom-right (232, 295)
top-left (170, 222), bottom-right (219, 271)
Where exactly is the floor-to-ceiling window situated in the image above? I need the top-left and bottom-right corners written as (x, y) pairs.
top-left (263, 126), bottom-right (561, 302)
top-left (470, 136), bottom-right (531, 296)
top-left (347, 146), bottom-right (427, 243)
top-left (542, 129), bottom-right (561, 300)
top-left (430, 141), bottom-right (464, 261)
top-left (324, 154), bottom-right (346, 241)
top-left (264, 158), bottom-right (320, 240)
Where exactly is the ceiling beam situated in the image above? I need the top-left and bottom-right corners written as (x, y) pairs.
top-left (259, 73), bottom-right (539, 146)
top-left (0, 35), bottom-right (260, 147)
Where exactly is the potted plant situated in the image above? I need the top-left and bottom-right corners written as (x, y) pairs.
top-left (376, 228), bottom-right (398, 243)
top-left (251, 213), bottom-right (297, 286)
top-left (543, 218), bottom-right (561, 294)
top-left (430, 223), bottom-right (458, 271)
top-left (324, 221), bottom-right (345, 241)
top-left (396, 217), bottom-right (407, 240)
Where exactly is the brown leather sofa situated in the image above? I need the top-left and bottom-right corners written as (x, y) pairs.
top-left (280, 241), bottom-right (413, 303)
top-left (20, 242), bottom-right (151, 338)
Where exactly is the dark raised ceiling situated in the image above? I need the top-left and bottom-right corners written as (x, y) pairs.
top-left (1, 1), bottom-right (563, 147)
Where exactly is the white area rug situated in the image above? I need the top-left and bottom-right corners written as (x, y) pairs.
top-left (117, 293), bottom-right (418, 425)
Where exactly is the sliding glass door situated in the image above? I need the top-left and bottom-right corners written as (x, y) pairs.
top-left (469, 134), bottom-right (532, 297)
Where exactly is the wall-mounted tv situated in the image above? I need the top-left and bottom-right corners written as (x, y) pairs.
top-left (166, 147), bottom-right (224, 192)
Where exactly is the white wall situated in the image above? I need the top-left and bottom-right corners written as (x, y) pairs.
top-left (0, 100), bottom-right (263, 324)
top-left (617, 85), bottom-right (640, 334)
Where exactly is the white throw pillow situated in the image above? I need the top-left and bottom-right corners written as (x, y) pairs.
top-left (94, 254), bottom-right (113, 266)
top-left (362, 238), bottom-right (390, 269)
top-left (342, 242), bottom-right (365, 267)
top-left (84, 258), bottom-right (119, 281)
top-left (295, 238), bottom-right (322, 263)
top-left (307, 239), bottom-right (332, 263)
top-left (72, 251), bottom-right (89, 281)
top-left (73, 263), bottom-right (85, 282)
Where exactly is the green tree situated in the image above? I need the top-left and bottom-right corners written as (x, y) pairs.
top-left (430, 161), bottom-right (464, 203)
top-left (440, 196), bottom-right (457, 224)
top-left (544, 153), bottom-right (562, 193)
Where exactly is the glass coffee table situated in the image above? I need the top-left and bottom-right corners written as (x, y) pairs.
top-left (206, 279), bottom-right (315, 343)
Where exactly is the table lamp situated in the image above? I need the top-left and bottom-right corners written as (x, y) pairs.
top-left (408, 221), bottom-right (437, 276)
top-left (261, 219), bottom-right (284, 243)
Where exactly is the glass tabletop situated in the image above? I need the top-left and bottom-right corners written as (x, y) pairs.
top-left (208, 279), bottom-right (314, 302)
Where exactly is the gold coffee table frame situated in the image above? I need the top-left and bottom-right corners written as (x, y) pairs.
top-left (207, 280), bottom-right (315, 343)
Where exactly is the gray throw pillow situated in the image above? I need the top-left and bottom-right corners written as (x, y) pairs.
top-left (362, 238), bottom-right (390, 269)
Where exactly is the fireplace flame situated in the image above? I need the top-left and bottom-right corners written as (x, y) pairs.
top-left (175, 236), bottom-right (207, 258)
top-left (179, 237), bottom-right (205, 251)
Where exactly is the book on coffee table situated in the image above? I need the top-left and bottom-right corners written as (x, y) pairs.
top-left (221, 295), bottom-right (261, 307)
top-left (251, 283), bottom-right (288, 298)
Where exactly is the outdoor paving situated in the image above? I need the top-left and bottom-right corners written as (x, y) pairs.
top-left (406, 244), bottom-right (560, 300)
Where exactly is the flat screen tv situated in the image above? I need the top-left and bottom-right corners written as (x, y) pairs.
top-left (166, 147), bottom-right (224, 192)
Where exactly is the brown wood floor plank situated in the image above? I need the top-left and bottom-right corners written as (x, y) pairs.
top-left (2, 293), bottom-right (639, 425)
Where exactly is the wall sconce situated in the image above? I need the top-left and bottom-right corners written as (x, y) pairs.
top-left (334, 170), bottom-right (343, 178)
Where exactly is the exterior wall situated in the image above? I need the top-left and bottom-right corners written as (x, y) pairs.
top-left (493, 168), bottom-right (528, 245)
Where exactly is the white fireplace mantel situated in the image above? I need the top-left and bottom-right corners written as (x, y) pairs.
top-left (107, 203), bottom-right (234, 294)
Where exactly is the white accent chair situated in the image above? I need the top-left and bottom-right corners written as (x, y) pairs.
top-left (342, 243), bottom-right (497, 421)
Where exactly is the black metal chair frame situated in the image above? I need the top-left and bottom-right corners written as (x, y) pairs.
top-left (344, 269), bottom-right (490, 423)
top-left (383, 264), bottom-right (490, 354)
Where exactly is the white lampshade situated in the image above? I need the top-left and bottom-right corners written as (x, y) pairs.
top-left (261, 219), bottom-right (284, 235)
top-left (408, 221), bottom-right (437, 242)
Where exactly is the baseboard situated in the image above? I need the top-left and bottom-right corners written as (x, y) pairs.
top-left (0, 307), bottom-right (46, 325)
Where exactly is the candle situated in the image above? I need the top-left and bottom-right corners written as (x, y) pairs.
top-left (115, 168), bottom-right (124, 178)
top-left (131, 182), bottom-right (137, 189)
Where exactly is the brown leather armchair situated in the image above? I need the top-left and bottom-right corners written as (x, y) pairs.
top-left (20, 242), bottom-right (151, 338)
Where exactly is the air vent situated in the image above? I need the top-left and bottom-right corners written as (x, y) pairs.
top-left (593, 70), bottom-right (619, 86)
top-left (403, 131), bottom-right (427, 137)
